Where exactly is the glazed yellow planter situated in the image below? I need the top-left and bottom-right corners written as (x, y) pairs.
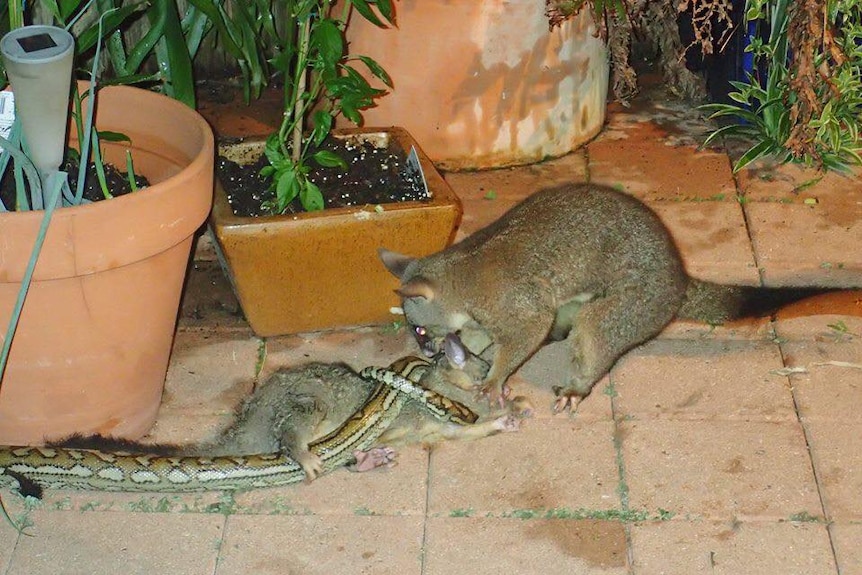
top-left (0, 85), bottom-right (214, 444)
top-left (209, 127), bottom-right (461, 337)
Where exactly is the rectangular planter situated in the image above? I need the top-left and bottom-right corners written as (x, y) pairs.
top-left (209, 127), bottom-right (462, 337)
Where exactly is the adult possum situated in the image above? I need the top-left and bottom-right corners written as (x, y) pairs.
top-left (379, 183), bottom-right (850, 411)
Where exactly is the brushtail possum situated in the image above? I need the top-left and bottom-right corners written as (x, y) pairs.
top-left (59, 351), bottom-right (529, 481)
top-left (379, 182), bottom-right (847, 411)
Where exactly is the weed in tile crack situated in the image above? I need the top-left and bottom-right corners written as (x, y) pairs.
top-left (498, 507), bottom-right (669, 522)
top-left (788, 511), bottom-right (823, 523)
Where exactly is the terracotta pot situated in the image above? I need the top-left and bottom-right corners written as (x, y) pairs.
top-left (0, 85), bottom-right (214, 445)
top-left (341, 0), bottom-right (609, 170)
top-left (210, 127), bottom-right (461, 337)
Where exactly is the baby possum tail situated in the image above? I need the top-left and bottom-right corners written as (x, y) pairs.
top-left (677, 279), bottom-right (846, 324)
top-left (51, 433), bottom-right (184, 456)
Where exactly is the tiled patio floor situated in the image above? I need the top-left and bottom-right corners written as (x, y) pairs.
top-left (2, 86), bottom-right (861, 574)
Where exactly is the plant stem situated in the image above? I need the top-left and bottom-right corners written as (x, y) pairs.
top-left (286, 13), bottom-right (312, 162)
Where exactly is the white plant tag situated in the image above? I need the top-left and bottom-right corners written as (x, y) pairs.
top-left (0, 91), bottom-right (14, 139)
top-left (406, 145), bottom-right (430, 198)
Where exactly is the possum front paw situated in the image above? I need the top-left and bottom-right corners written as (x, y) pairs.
top-left (477, 381), bottom-right (511, 407)
top-left (350, 447), bottom-right (397, 472)
top-left (295, 452), bottom-right (325, 482)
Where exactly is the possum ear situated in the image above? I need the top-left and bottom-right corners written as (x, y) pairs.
top-left (378, 248), bottom-right (416, 279)
top-left (443, 333), bottom-right (467, 368)
top-left (397, 277), bottom-right (436, 301)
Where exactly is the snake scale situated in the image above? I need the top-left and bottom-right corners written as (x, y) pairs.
top-left (0, 356), bottom-right (477, 493)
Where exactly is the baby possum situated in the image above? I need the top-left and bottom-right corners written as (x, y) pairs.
top-left (61, 347), bottom-right (531, 482)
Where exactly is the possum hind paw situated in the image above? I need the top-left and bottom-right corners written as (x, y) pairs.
top-left (492, 414), bottom-right (522, 433)
top-left (350, 447), bottom-right (397, 472)
top-left (552, 386), bottom-right (586, 414)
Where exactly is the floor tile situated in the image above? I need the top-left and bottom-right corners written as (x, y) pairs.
top-left (7, 510), bottom-right (224, 575)
top-left (160, 329), bottom-right (261, 415)
top-left (612, 339), bottom-right (796, 421)
top-left (649, 201), bottom-right (759, 284)
top-left (587, 121), bottom-right (735, 201)
top-left (804, 420), bottom-right (862, 521)
top-left (230, 443), bottom-right (430, 516)
top-left (779, 339), bottom-right (862, 422)
top-left (621, 419), bottom-right (821, 521)
top-left (443, 150), bottom-right (588, 200)
top-left (452, 195), bottom-right (520, 240)
top-left (775, 312), bottom-right (862, 342)
top-left (0, 515), bottom-right (19, 573)
top-left (737, 159), bottom-right (862, 205)
top-left (744, 202), bottom-right (862, 287)
top-left (424, 517), bottom-right (628, 574)
top-left (427, 419), bottom-right (620, 517)
top-left (830, 522), bottom-right (862, 575)
top-left (217, 514), bottom-right (423, 575)
top-left (630, 520), bottom-right (837, 575)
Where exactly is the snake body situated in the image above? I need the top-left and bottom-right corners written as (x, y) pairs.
top-left (0, 357), bottom-right (476, 493)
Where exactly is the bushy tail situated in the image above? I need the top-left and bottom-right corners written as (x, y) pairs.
top-left (51, 433), bottom-right (183, 456)
top-left (677, 279), bottom-right (841, 324)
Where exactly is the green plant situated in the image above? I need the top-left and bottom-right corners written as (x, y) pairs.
top-left (701, 0), bottom-right (862, 171)
top-left (0, 12), bottom-right (115, 384)
top-left (259, 0), bottom-right (394, 213)
top-left (0, 0), bottom-right (278, 108)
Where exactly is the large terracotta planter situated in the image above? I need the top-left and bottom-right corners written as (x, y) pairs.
top-left (342, 0), bottom-right (609, 170)
top-left (0, 85), bottom-right (214, 445)
top-left (210, 127), bottom-right (461, 337)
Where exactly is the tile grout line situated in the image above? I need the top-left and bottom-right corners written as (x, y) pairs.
top-left (210, 513), bottom-right (229, 575)
top-left (605, 375), bottom-right (637, 575)
top-left (419, 446), bottom-right (433, 575)
top-left (775, 340), bottom-right (843, 574)
top-left (728, 150), bottom-right (767, 289)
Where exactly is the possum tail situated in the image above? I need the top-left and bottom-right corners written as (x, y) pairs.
top-left (676, 279), bottom-right (843, 324)
top-left (51, 433), bottom-right (183, 456)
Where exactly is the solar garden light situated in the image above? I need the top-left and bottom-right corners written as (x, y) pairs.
top-left (1, 25), bottom-right (74, 205)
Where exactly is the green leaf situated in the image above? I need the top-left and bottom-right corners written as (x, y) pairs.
top-left (75, 2), bottom-right (148, 55)
top-left (350, 0), bottom-right (386, 27)
top-left (313, 150), bottom-right (348, 169)
top-left (313, 19), bottom-right (344, 73)
top-left (733, 139), bottom-right (781, 172)
top-left (97, 130), bottom-right (131, 144)
top-left (373, 0), bottom-right (395, 24)
top-left (355, 55), bottom-right (392, 87)
top-left (702, 123), bottom-right (749, 148)
top-left (300, 180), bottom-right (324, 211)
top-left (276, 169), bottom-right (300, 211)
top-left (265, 133), bottom-right (285, 165)
top-left (310, 110), bottom-right (334, 146)
top-left (151, 0), bottom-right (196, 107)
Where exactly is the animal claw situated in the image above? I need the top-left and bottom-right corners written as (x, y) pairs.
top-left (552, 387), bottom-right (584, 414)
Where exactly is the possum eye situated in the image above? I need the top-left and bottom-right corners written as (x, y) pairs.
top-left (412, 325), bottom-right (437, 356)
